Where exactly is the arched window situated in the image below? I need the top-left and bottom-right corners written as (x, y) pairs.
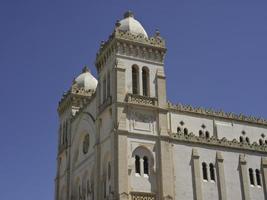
top-left (86, 179), bottom-right (90, 197)
top-left (259, 139), bottom-right (263, 145)
top-left (205, 131), bottom-right (210, 139)
top-left (83, 134), bottom-right (90, 154)
top-left (107, 72), bottom-right (110, 97)
top-left (132, 65), bottom-right (139, 95)
top-left (177, 127), bottom-right (181, 133)
top-left (142, 67), bottom-right (149, 96)
top-left (184, 128), bottom-right (188, 135)
top-left (102, 76), bottom-right (107, 102)
top-left (249, 168), bottom-right (255, 185)
top-left (256, 169), bottom-right (261, 186)
top-left (202, 162), bottom-right (208, 180)
top-left (143, 156), bottom-right (149, 175)
top-left (209, 163), bottom-right (215, 181)
top-left (108, 162), bottom-right (111, 180)
top-left (246, 137), bottom-right (250, 144)
top-left (239, 136), bottom-right (244, 143)
top-left (135, 155), bottom-right (140, 174)
top-left (79, 185), bottom-right (82, 200)
top-left (199, 130), bottom-right (203, 137)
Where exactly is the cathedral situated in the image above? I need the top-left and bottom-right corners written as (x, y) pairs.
top-left (55, 11), bottom-right (267, 200)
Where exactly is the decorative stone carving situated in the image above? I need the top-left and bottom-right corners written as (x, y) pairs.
top-left (168, 102), bottom-right (267, 126)
top-left (131, 192), bottom-right (156, 200)
top-left (95, 29), bottom-right (167, 73)
top-left (171, 131), bottom-right (267, 153)
top-left (126, 93), bottom-right (158, 106)
top-left (130, 110), bottom-right (155, 133)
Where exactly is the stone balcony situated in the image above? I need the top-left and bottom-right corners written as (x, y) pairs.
top-left (126, 93), bottom-right (158, 106)
top-left (130, 192), bottom-right (156, 200)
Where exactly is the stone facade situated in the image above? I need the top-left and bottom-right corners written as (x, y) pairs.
top-left (55, 11), bottom-right (267, 200)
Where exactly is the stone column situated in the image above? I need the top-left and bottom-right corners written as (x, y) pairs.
top-left (261, 157), bottom-right (267, 198)
top-left (115, 59), bottom-right (127, 131)
top-left (156, 68), bottom-right (167, 108)
top-left (116, 134), bottom-right (129, 200)
top-left (159, 140), bottom-right (175, 199)
top-left (216, 152), bottom-right (227, 200)
top-left (192, 148), bottom-right (203, 200)
top-left (239, 154), bottom-right (250, 200)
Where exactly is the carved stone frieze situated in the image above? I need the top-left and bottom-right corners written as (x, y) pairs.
top-left (130, 109), bottom-right (155, 133)
top-left (126, 93), bottom-right (158, 106)
top-left (95, 29), bottom-right (167, 73)
top-left (168, 102), bottom-right (267, 126)
top-left (58, 83), bottom-right (95, 115)
top-left (171, 131), bottom-right (267, 153)
top-left (131, 192), bottom-right (156, 200)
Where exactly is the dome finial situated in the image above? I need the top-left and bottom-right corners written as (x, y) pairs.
top-left (82, 65), bottom-right (90, 73)
top-left (124, 10), bottom-right (134, 18)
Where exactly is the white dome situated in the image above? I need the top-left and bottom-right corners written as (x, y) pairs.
top-left (118, 11), bottom-right (148, 38)
top-left (75, 67), bottom-right (98, 91)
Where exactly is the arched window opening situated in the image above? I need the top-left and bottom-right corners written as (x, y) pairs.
top-left (86, 180), bottom-right (90, 197)
top-left (103, 176), bottom-right (107, 198)
top-left (246, 137), bottom-right (250, 144)
top-left (177, 127), bottom-right (181, 133)
top-left (132, 66), bottom-right (139, 95)
top-left (205, 131), bottom-right (210, 139)
top-left (259, 139), bottom-right (263, 145)
top-left (239, 136), bottom-right (244, 143)
top-left (202, 162), bottom-right (208, 180)
top-left (142, 67), bottom-right (149, 96)
top-left (107, 72), bottom-right (110, 97)
top-left (79, 185), bottom-right (82, 200)
top-left (143, 156), bottom-right (149, 175)
top-left (135, 155), bottom-right (140, 174)
top-left (184, 128), bottom-right (188, 135)
top-left (83, 134), bottom-right (90, 154)
top-left (209, 163), bottom-right (215, 181)
top-left (108, 162), bottom-right (111, 180)
top-left (199, 130), bottom-right (203, 137)
top-left (249, 168), bottom-right (255, 185)
top-left (256, 169), bottom-right (262, 186)
top-left (265, 140), bottom-right (267, 145)
top-left (103, 77), bottom-right (107, 102)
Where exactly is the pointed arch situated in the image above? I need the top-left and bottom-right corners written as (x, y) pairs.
top-left (132, 65), bottom-right (139, 94)
top-left (142, 66), bottom-right (149, 96)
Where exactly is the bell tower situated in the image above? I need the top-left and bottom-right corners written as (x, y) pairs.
top-left (94, 11), bottom-right (174, 199)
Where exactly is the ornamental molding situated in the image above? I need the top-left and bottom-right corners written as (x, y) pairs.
top-left (130, 192), bottom-right (156, 200)
top-left (126, 93), bottom-right (158, 106)
top-left (170, 131), bottom-right (267, 153)
top-left (57, 84), bottom-right (95, 115)
top-left (95, 29), bottom-right (166, 73)
top-left (168, 102), bottom-right (267, 127)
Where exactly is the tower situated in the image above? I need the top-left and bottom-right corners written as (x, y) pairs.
top-left (55, 11), bottom-right (174, 200)
top-left (94, 11), bottom-right (173, 199)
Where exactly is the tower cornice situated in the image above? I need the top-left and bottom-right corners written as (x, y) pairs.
top-left (95, 30), bottom-right (167, 73)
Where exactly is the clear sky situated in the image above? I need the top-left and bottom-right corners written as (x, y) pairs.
top-left (0, 0), bottom-right (267, 199)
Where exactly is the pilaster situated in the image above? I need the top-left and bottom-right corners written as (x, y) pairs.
top-left (216, 152), bottom-right (227, 200)
top-left (159, 140), bottom-right (174, 199)
top-left (239, 154), bottom-right (250, 200)
top-left (261, 157), bottom-right (267, 198)
top-left (116, 134), bottom-right (129, 199)
top-left (191, 148), bottom-right (203, 200)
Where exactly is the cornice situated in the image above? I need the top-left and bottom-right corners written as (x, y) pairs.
top-left (57, 84), bottom-right (95, 115)
top-left (170, 132), bottom-right (267, 154)
top-left (168, 102), bottom-right (267, 127)
top-left (95, 29), bottom-right (167, 73)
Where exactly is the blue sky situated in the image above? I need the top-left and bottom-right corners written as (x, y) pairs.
top-left (0, 0), bottom-right (267, 199)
